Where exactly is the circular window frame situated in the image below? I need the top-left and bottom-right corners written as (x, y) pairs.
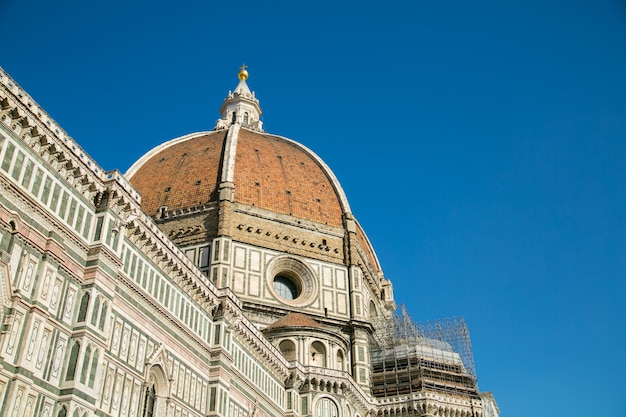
top-left (266, 256), bottom-right (317, 307)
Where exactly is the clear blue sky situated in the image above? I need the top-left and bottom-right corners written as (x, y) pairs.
top-left (2, 1), bottom-right (625, 415)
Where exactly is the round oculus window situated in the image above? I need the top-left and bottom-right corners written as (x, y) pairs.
top-left (266, 256), bottom-right (317, 306)
top-left (273, 274), bottom-right (301, 300)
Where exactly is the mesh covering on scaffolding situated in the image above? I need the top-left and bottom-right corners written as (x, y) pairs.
top-left (370, 306), bottom-right (479, 398)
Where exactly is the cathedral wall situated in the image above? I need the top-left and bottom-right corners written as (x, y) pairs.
top-left (0, 93), bottom-right (290, 417)
top-left (231, 206), bottom-right (345, 264)
top-left (224, 240), bottom-right (351, 325)
top-left (0, 67), bottom-right (497, 417)
top-left (155, 204), bottom-right (221, 248)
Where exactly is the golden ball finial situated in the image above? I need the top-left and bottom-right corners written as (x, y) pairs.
top-left (238, 64), bottom-right (248, 81)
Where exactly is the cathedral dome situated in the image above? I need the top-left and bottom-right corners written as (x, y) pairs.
top-left (127, 128), bottom-right (349, 227)
top-left (125, 68), bottom-right (384, 281)
top-left (126, 70), bottom-right (351, 229)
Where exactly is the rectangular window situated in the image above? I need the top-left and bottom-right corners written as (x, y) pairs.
top-left (75, 206), bottom-right (85, 234)
top-left (220, 390), bottom-right (226, 415)
top-left (149, 271), bottom-right (155, 295)
top-left (41, 176), bottom-right (52, 204)
top-left (21, 160), bottom-right (33, 188)
top-left (58, 191), bottom-right (69, 219)
top-left (358, 346), bottom-right (365, 362)
top-left (130, 254), bottom-right (137, 277)
top-left (165, 285), bottom-right (172, 315)
top-left (224, 330), bottom-right (231, 351)
top-left (49, 184), bottom-right (60, 211)
top-left (0, 230), bottom-right (7, 253)
top-left (154, 276), bottom-right (161, 299)
top-left (31, 168), bottom-right (43, 196)
top-left (301, 397), bottom-right (308, 415)
top-left (11, 151), bottom-right (24, 180)
top-left (359, 368), bottom-right (366, 383)
top-left (213, 240), bottom-right (220, 262)
top-left (200, 246), bottom-right (210, 268)
top-left (105, 220), bottom-right (113, 246)
top-left (214, 324), bottom-right (221, 345)
top-left (94, 216), bottom-right (104, 240)
top-left (82, 213), bottom-right (92, 239)
top-left (123, 248), bottom-right (131, 273)
top-left (1, 142), bottom-right (15, 172)
top-left (67, 199), bottom-right (77, 226)
top-left (209, 387), bottom-right (217, 411)
top-left (136, 261), bottom-right (143, 283)
top-left (223, 240), bottom-right (229, 261)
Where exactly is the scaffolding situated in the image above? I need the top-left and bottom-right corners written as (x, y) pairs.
top-left (370, 306), bottom-right (479, 398)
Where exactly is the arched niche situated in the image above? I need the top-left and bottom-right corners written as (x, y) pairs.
top-left (143, 364), bottom-right (169, 417)
top-left (336, 349), bottom-right (345, 371)
top-left (315, 397), bottom-right (339, 417)
top-left (369, 300), bottom-right (377, 319)
top-left (310, 341), bottom-right (326, 367)
top-left (279, 339), bottom-right (297, 362)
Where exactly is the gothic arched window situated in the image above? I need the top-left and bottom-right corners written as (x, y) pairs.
top-left (143, 384), bottom-right (156, 417)
top-left (77, 292), bottom-right (90, 322)
top-left (65, 341), bottom-right (80, 381)
top-left (90, 296), bottom-right (100, 326)
top-left (88, 349), bottom-right (99, 388)
top-left (79, 345), bottom-right (91, 384)
top-left (98, 302), bottom-right (108, 330)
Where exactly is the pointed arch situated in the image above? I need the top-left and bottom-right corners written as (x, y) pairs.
top-left (76, 291), bottom-right (90, 323)
top-left (143, 364), bottom-right (169, 417)
top-left (80, 344), bottom-right (91, 384)
top-left (88, 349), bottom-right (99, 388)
top-left (98, 301), bottom-right (108, 330)
top-left (65, 341), bottom-right (81, 381)
top-left (90, 296), bottom-right (100, 326)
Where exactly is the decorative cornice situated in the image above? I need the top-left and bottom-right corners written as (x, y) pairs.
top-left (374, 392), bottom-right (485, 417)
top-left (300, 367), bottom-right (374, 415)
top-left (236, 223), bottom-right (341, 254)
